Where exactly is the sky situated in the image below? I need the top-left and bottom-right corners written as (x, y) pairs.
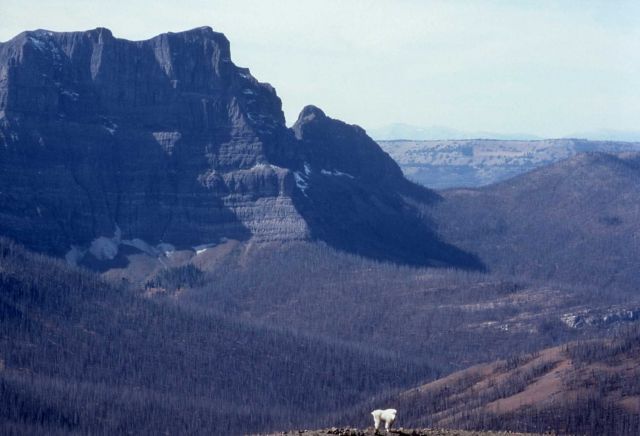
top-left (0, 0), bottom-right (638, 138)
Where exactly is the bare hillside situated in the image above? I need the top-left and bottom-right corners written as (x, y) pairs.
top-left (361, 333), bottom-right (640, 435)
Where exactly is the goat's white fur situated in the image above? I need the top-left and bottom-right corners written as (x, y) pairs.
top-left (371, 408), bottom-right (397, 432)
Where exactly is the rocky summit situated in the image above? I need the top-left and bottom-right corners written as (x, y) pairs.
top-left (0, 27), bottom-right (479, 268)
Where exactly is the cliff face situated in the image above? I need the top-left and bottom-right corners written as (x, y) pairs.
top-left (0, 27), bottom-right (302, 256)
top-left (291, 106), bottom-right (479, 267)
top-left (0, 27), bottom-right (478, 268)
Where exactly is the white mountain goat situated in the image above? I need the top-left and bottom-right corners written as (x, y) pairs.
top-left (371, 408), bottom-right (397, 433)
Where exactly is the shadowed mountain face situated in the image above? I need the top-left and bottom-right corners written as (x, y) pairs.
top-left (0, 27), bottom-right (478, 268)
top-left (429, 152), bottom-right (640, 290)
top-left (0, 27), bottom-right (287, 256)
top-left (291, 106), bottom-right (481, 267)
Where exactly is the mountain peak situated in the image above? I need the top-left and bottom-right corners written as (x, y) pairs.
top-left (296, 105), bottom-right (327, 123)
top-left (86, 27), bottom-right (114, 38)
top-left (181, 25), bottom-right (215, 34)
top-left (0, 26), bottom-right (480, 269)
top-left (150, 26), bottom-right (227, 43)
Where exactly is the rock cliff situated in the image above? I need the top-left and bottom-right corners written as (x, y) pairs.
top-left (0, 27), bottom-right (479, 268)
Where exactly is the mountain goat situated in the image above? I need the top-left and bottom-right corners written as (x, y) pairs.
top-left (371, 408), bottom-right (397, 433)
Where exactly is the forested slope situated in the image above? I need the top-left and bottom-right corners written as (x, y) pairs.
top-left (430, 152), bottom-right (640, 292)
top-left (355, 331), bottom-right (640, 436)
top-left (0, 238), bottom-right (425, 434)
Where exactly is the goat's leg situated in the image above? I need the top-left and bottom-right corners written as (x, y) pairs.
top-left (385, 417), bottom-right (394, 433)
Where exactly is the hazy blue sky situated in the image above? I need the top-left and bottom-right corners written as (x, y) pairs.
top-left (1, 0), bottom-right (638, 137)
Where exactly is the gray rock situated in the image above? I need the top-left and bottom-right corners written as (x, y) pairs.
top-left (0, 27), bottom-right (302, 259)
top-left (0, 27), bottom-right (480, 269)
top-left (561, 307), bottom-right (640, 329)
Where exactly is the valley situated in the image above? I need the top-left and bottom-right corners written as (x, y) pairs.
top-left (0, 25), bottom-right (639, 436)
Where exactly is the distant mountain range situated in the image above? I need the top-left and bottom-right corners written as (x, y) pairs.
top-left (379, 138), bottom-right (640, 189)
top-left (567, 129), bottom-right (640, 142)
top-left (367, 123), bottom-right (541, 141)
top-left (367, 123), bottom-right (640, 142)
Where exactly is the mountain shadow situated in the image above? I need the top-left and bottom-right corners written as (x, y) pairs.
top-left (290, 106), bottom-right (484, 268)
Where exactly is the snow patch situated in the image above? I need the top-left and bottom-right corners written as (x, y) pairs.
top-left (64, 226), bottom-right (179, 266)
top-left (157, 243), bottom-right (175, 257)
top-left (28, 35), bottom-right (63, 62)
top-left (294, 172), bottom-right (309, 195)
top-left (193, 242), bottom-right (217, 255)
top-left (60, 90), bottom-right (79, 101)
top-left (320, 169), bottom-right (355, 179)
top-left (28, 37), bottom-right (47, 51)
top-left (121, 238), bottom-right (158, 256)
top-left (250, 163), bottom-right (284, 172)
top-left (152, 131), bottom-right (181, 155)
top-left (103, 122), bottom-right (118, 135)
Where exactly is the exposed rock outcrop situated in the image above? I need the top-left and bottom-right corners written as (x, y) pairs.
top-left (0, 27), bottom-right (479, 268)
top-left (561, 307), bottom-right (640, 329)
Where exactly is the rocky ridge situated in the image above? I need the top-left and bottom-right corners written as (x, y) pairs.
top-left (0, 27), bottom-right (477, 268)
